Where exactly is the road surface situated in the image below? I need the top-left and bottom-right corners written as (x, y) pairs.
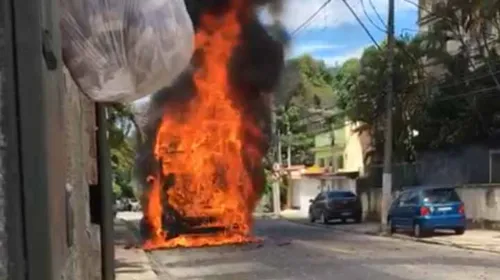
top-left (118, 212), bottom-right (500, 280)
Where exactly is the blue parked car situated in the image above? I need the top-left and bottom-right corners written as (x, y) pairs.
top-left (387, 186), bottom-right (466, 237)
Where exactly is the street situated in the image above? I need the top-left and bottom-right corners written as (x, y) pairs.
top-left (118, 212), bottom-right (500, 280)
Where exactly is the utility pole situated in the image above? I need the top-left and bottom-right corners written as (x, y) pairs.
top-left (270, 96), bottom-right (281, 216)
top-left (278, 130), bottom-right (283, 166)
top-left (381, 0), bottom-right (395, 232)
top-left (286, 124), bottom-right (292, 167)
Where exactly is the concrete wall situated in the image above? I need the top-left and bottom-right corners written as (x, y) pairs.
top-left (291, 177), bottom-right (322, 216)
top-left (1, 0), bottom-right (101, 277)
top-left (358, 188), bottom-right (382, 221)
top-left (457, 185), bottom-right (500, 229)
top-left (61, 68), bottom-right (101, 280)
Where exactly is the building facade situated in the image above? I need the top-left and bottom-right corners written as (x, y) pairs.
top-left (1, 0), bottom-right (102, 278)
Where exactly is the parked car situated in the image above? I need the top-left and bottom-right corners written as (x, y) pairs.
top-left (308, 191), bottom-right (362, 224)
top-left (387, 185), bottom-right (466, 238)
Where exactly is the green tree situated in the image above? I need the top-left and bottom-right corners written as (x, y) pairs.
top-left (273, 54), bottom-right (337, 166)
top-left (333, 36), bottom-right (426, 161)
top-left (107, 104), bottom-right (141, 199)
top-left (415, 0), bottom-right (500, 148)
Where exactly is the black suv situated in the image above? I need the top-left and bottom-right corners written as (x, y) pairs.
top-left (308, 191), bottom-right (362, 224)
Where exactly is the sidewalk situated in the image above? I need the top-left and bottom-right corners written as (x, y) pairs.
top-left (280, 209), bottom-right (500, 254)
top-left (115, 217), bottom-right (158, 280)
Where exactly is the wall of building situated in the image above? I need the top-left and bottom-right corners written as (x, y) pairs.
top-left (291, 177), bottom-right (322, 216)
top-left (1, 0), bottom-right (101, 277)
top-left (312, 125), bottom-right (354, 170)
top-left (339, 122), bottom-right (364, 174)
top-left (61, 68), bottom-right (101, 280)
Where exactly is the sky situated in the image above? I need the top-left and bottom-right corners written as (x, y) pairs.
top-left (260, 0), bottom-right (419, 66)
top-left (133, 0), bottom-right (419, 105)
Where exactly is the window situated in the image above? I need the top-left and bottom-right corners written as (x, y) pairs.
top-left (405, 191), bottom-right (420, 205)
top-left (328, 191), bottom-right (356, 199)
top-left (397, 192), bottom-right (410, 206)
top-left (315, 193), bottom-right (326, 201)
top-left (422, 188), bottom-right (461, 204)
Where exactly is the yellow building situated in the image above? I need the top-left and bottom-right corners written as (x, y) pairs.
top-left (310, 121), bottom-right (365, 176)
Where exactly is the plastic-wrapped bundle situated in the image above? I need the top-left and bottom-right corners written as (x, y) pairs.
top-left (61, 0), bottom-right (194, 103)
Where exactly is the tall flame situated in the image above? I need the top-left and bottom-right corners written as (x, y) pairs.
top-left (143, 0), bottom-right (265, 250)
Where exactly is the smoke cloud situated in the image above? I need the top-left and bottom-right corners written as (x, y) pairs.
top-left (136, 0), bottom-right (288, 188)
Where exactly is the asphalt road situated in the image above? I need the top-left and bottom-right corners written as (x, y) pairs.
top-left (120, 213), bottom-right (500, 280)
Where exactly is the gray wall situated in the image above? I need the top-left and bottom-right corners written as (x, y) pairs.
top-left (61, 68), bottom-right (101, 280)
top-left (1, 3), bottom-right (101, 278)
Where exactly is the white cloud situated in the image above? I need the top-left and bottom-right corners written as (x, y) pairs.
top-left (261, 0), bottom-right (416, 32)
top-left (320, 46), bottom-right (367, 66)
top-left (288, 42), bottom-right (343, 57)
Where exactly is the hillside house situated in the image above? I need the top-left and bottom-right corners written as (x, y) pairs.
top-left (286, 120), bottom-right (367, 216)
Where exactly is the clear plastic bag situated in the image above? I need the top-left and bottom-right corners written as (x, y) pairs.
top-left (61, 0), bottom-right (194, 103)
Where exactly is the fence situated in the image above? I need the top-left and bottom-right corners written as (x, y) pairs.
top-left (357, 162), bottom-right (419, 191)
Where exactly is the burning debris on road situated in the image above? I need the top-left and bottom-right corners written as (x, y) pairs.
top-left (136, 0), bottom-right (286, 250)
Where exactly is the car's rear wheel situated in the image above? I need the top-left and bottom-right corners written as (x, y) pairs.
top-left (413, 222), bottom-right (423, 238)
top-left (455, 227), bottom-right (465, 235)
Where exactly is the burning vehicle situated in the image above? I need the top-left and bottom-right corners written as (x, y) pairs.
top-left (136, 0), bottom-right (287, 250)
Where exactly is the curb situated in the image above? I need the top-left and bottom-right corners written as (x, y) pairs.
top-left (120, 218), bottom-right (180, 280)
top-left (281, 216), bottom-right (500, 255)
top-left (116, 218), bottom-right (161, 280)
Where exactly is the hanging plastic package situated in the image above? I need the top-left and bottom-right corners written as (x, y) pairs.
top-left (60, 0), bottom-right (194, 103)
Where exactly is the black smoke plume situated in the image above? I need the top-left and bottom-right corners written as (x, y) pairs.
top-left (135, 0), bottom-right (288, 236)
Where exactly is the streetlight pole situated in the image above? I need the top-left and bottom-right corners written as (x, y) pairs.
top-left (381, 0), bottom-right (395, 232)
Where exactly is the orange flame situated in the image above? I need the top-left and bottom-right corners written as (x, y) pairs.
top-left (143, 1), bottom-right (265, 250)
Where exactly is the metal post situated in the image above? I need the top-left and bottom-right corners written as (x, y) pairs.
top-left (96, 104), bottom-right (115, 280)
top-left (381, 0), bottom-right (395, 232)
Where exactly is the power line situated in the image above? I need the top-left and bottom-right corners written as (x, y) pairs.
top-left (360, 0), bottom-right (386, 33)
top-left (368, 0), bottom-right (386, 27)
top-left (341, 0), bottom-right (381, 49)
top-left (290, 0), bottom-right (332, 37)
